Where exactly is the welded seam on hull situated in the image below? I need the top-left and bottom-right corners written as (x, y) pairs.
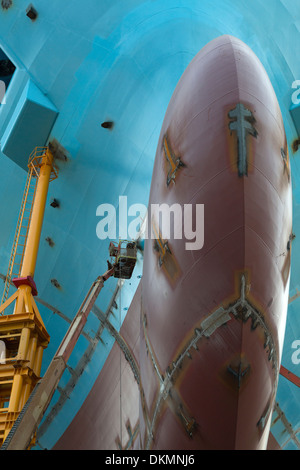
top-left (144, 274), bottom-right (279, 449)
top-left (96, 307), bottom-right (140, 385)
top-left (116, 421), bottom-right (140, 450)
top-left (142, 313), bottom-right (164, 383)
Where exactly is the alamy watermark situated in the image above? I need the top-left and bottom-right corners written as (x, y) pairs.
top-left (292, 80), bottom-right (300, 105)
top-left (291, 339), bottom-right (300, 365)
top-left (0, 80), bottom-right (6, 105)
top-left (96, 196), bottom-right (204, 251)
top-left (290, 82), bottom-right (300, 366)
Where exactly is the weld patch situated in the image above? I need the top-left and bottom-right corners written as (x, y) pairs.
top-left (201, 307), bottom-right (232, 337)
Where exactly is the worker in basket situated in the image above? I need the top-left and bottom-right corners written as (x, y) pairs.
top-left (107, 240), bottom-right (137, 279)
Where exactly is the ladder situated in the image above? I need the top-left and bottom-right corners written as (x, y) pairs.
top-left (1, 167), bottom-right (37, 307)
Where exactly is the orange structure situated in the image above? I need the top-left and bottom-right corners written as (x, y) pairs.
top-left (0, 148), bottom-right (57, 445)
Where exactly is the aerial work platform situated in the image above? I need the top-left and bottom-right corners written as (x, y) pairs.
top-left (108, 240), bottom-right (137, 279)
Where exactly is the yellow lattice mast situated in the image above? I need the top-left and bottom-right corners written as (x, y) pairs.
top-left (0, 147), bottom-right (58, 446)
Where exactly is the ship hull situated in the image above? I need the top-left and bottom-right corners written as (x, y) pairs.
top-left (139, 35), bottom-right (292, 450)
top-left (54, 35), bottom-right (292, 450)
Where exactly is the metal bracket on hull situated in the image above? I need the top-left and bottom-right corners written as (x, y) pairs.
top-left (163, 134), bottom-right (185, 186)
top-left (228, 103), bottom-right (258, 176)
top-left (227, 362), bottom-right (251, 389)
top-left (152, 220), bottom-right (171, 268)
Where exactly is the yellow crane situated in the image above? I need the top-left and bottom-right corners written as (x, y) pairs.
top-left (0, 147), bottom-right (58, 446)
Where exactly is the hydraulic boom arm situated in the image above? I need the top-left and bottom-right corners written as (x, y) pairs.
top-left (1, 268), bottom-right (114, 450)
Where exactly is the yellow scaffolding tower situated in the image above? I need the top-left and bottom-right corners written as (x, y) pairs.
top-left (0, 147), bottom-right (58, 446)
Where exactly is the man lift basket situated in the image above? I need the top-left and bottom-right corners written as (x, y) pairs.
top-left (108, 240), bottom-right (137, 279)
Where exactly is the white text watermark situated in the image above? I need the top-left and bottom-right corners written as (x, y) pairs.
top-left (96, 196), bottom-right (204, 250)
top-left (291, 339), bottom-right (300, 365)
top-left (0, 80), bottom-right (6, 105)
top-left (292, 80), bottom-right (300, 105)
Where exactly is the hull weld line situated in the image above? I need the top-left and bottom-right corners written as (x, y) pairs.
top-left (143, 274), bottom-right (279, 447)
